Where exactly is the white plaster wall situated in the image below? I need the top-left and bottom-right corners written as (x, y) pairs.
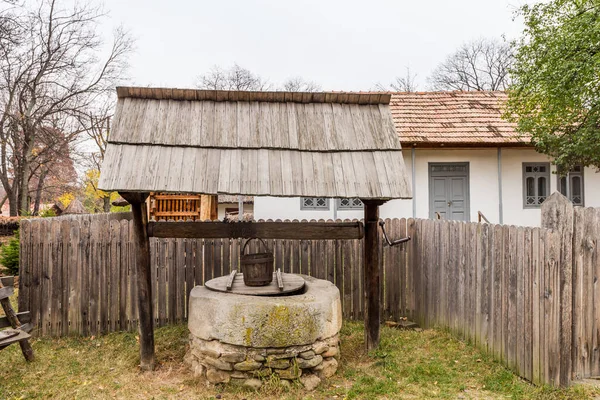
top-left (253, 147), bottom-right (600, 227)
top-left (584, 167), bottom-right (600, 208)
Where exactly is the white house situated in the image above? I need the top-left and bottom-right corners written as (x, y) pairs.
top-left (254, 91), bottom-right (598, 227)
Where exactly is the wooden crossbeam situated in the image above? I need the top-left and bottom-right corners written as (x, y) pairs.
top-left (0, 311), bottom-right (30, 329)
top-left (147, 221), bottom-right (364, 240)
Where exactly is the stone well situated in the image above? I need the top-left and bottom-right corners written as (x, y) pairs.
top-left (185, 275), bottom-right (342, 390)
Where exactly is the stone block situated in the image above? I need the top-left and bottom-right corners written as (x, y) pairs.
top-left (206, 368), bottom-right (230, 384)
top-left (313, 343), bottom-right (329, 354)
top-left (317, 358), bottom-right (338, 379)
top-left (230, 371), bottom-right (250, 379)
top-left (299, 350), bottom-right (315, 359)
top-left (276, 366), bottom-right (302, 380)
top-left (204, 356), bottom-right (233, 371)
top-left (243, 378), bottom-right (262, 390)
top-left (252, 354), bottom-right (266, 362)
top-left (300, 374), bottom-right (321, 391)
top-left (221, 352), bottom-right (246, 363)
top-left (265, 358), bottom-right (291, 369)
top-left (322, 346), bottom-right (338, 358)
top-left (297, 355), bottom-right (323, 369)
top-left (234, 360), bottom-right (262, 371)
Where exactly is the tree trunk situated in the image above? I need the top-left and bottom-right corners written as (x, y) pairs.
top-left (8, 189), bottom-right (18, 216)
top-left (103, 195), bottom-right (111, 212)
top-left (32, 169), bottom-right (48, 215)
top-left (19, 162), bottom-right (30, 215)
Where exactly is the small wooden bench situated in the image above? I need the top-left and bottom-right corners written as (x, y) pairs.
top-left (0, 276), bottom-right (34, 361)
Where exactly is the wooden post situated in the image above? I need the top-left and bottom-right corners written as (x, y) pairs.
top-left (363, 200), bottom-right (385, 351)
top-left (200, 195), bottom-right (218, 221)
top-left (120, 192), bottom-right (155, 371)
top-left (541, 192), bottom-right (574, 386)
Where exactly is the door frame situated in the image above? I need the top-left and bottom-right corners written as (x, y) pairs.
top-left (428, 162), bottom-right (471, 221)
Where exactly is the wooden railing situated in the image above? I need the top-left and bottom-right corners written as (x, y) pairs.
top-left (148, 193), bottom-right (217, 221)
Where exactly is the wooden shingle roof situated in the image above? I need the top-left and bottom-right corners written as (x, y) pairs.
top-left (389, 91), bottom-right (530, 146)
top-left (98, 87), bottom-right (411, 200)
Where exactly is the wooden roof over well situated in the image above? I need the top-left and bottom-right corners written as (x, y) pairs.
top-left (98, 87), bottom-right (412, 200)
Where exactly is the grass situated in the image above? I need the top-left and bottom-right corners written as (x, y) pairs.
top-left (1, 321), bottom-right (598, 400)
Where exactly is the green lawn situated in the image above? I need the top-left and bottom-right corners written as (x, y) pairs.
top-left (0, 320), bottom-right (597, 399)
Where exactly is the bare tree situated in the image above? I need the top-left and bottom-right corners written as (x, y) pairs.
top-left (0, 0), bottom-right (133, 215)
top-left (282, 76), bottom-right (321, 92)
top-left (197, 63), bottom-right (270, 91)
top-left (376, 67), bottom-right (418, 92)
top-left (428, 38), bottom-right (513, 91)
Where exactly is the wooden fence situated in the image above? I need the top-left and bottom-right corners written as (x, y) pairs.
top-left (17, 214), bottom-right (414, 338)
top-left (16, 193), bottom-right (600, 386)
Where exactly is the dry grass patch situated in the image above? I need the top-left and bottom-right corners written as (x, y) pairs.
top-left (0, 321), bottom-right (598, 399)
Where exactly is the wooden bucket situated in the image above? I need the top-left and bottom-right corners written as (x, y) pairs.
top-left (240, 238), bottom-right (274, 286)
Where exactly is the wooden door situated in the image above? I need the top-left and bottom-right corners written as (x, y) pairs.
top-left (429, 163), bottom-right (470, 221)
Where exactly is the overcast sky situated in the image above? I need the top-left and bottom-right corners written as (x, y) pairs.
top-left (101, 0), bottom-right (529, 91)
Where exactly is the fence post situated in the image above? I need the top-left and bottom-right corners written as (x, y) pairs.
top-left (541, 192), bottom-right (574, 386)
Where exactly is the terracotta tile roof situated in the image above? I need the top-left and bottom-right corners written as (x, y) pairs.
top-left (389, 91), bottom-right (531, 146)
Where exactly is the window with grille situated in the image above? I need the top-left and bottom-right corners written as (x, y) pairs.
top-left (558, 165), bottom-right (584, 206)
top-left (523, 163), bottom-right (550, 208)
top-left (337, 198), bottom-right (364, 210)
top-left (301, 197), bottom-right (330, 210)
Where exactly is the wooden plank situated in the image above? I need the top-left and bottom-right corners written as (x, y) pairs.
top-left (0, 286), bottom-right (14, 300)
top-left (60, 219), bottom-right (70, 336)
top-left (492, 225), bottom-right (503, 359)
top-left (68, 221), bottom-right (81, 334)
top-left (531, 227), bottom-right (541, 384)
top-left (0, 311), bottom-right (31, 329)
top-left (478, 223), bottom-right (490, 350)
top-left (30, 220), bottom-right (40, 333)
top-left (502, 225), bottom-right (510, 362)
top-left (167, 238), bottom-right (177, 324)
top-left (593, 209), bottom-right (600, 377)
top-left (110, 220), bottom-right (121, 333)
top-left (406, 218), bottom-right (416, 321)
top-left (148, 221), bottom-right (364, 240)
top-left (523, 227), bottom-right (533, 382)
top-left (119, 219), bottom-right (129, 331)
top-left (81, 217), bottom-right (91, 335)
top-left (342, 239), bottom-right (353, 319)
top-left (186, 238), bottom-right (196, 318)
top-left (0, 276), bottom-right (14, 288)
top-left (176, 238), bottom-right (186, 323)
top-left (516, 226), bottom-right (525, 376)
top-left (99, 220), bottom-right (110, 335)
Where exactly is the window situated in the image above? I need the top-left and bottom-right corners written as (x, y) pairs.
top-left (301, 197), bottom-right (329, 210)
top-left (337, 198), bottom-right (364, 210)
top-left (523, 163), bottom-right (550, 208)
top-left (558, 165), bottom-right (584, 206)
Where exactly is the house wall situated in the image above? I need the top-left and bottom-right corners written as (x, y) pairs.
top-left (254, 147), bottom-right (600, 227)
top-left (218, 203), bottom-right (255, 220)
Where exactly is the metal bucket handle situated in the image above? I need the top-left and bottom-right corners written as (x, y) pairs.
top-left (241, 237), bottom-right (270, 255)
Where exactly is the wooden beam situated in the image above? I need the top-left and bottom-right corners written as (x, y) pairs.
top-left (120, 192), bottom-right (155, 371)
top-left (363, 200), bottom-right (386, 351)
top-left (0, 311), bottom-right (30, 329)
top-left (147, 221), bottom-right (364, 240)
